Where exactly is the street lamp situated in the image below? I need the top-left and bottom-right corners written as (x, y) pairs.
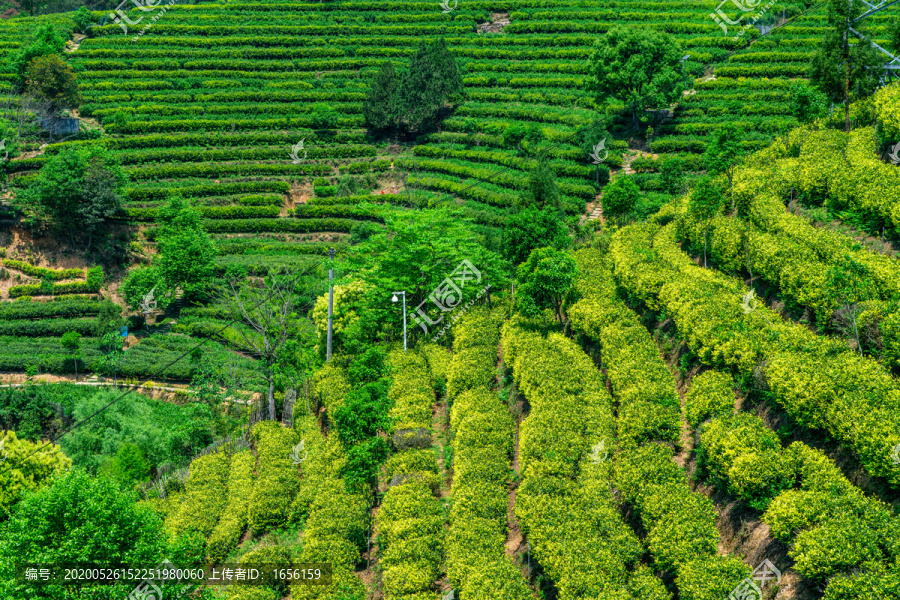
top-left (681, 54), bottom-right (691, 92)
top-left (392, 291), bottom-right (407, 352)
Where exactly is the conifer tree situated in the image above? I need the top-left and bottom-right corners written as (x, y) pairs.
top-left (363, 61), bottom-right (400, 131)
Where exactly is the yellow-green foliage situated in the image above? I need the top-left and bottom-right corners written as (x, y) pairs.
top-left (289, 415), bottom-right (338, 525)
top-left (377, 481), bottom-right (443, 598)
top-left (693, 426), bottom-right (900, 590)
top-left (616, 443), bottom-right (735, 592)
top-left (290, 415), bottom-right (368, 600)
top-left (0, 430), bottom-right (71, 516)
top-left (611, 222), bottom-right (900, 487)
top-left (503, 323), bottom-right (643, 597)
top-left (874, 81), bottom-right (900, 141)
top-left (377, 347), bottom-right (444, 599)
top-left (628, 564), bottom-right (672, 600)
top-left (311, 280), bottom-right (372, 354)
top-left (419, 341), bottom-right (452, 385)
top-left (570, 249), bottom-right (681, 448)
top-left (387, 349), bottom-right (433, 430)
top-left (248, 422), bottom-right (301, 533)
top-left (446, 309), bottom-right (501, 400)
top-left (382, 449), bottom-right (440, 493)
top-left (226, 588), bottom-right (280, 600)
top-left (762, 442), bottom-right (900, 584)
top-left (227, 544), bottom-right (294, 600)
top-left (312, 362), bottom-right (351, 415)
top-left (675, 556), bottom-right (752, 600)
top-left (165, 450), bottom-right (231, 540)
top-left (443, 314), bottom-right (532, 598)
top-left (699, 413), bottom-right (791, 510)
top-left (571, 251), bottom-right (741, 595)
top-left (207, 449), bottom-right (256, 563)
top-left (677, 153), bottom-right (900, 323)
top-left (684, 371), bottom-right (735, 428)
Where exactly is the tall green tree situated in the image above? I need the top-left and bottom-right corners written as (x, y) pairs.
top-left (61, 331), bottom-right (82, 382)
top-left (220, 266), bottom-right (323, 421)
top-left (588, 26), bottom-right (687, 129)
top-left (689, 176), bottom-right (726, 268)
top-left (18, 145), bottom-right (126, 249)
top-left (6, 24), bottom-right (64, 87)
top-left (502, 206), bottom-right (570, 265)
top-left (0, 469), bottom-right (167, 600)
top-left (790, 81), bottom-right (830, 124)
top-left (575, 118), bottom-right (612, 185)
top-left (516, 247), bottom-right (579, 326)
top-left (659, 155), bottom-right (686, 195)
top-left (0, 430), bottom-right (70, 518)
top-left (703, 123), bottom-right (745, 211)
top-left (155, 197), bottom-right (216, 301)
top-left (25, 53), bottom-right (82, 139)
top-left (520, 153), bottom-right (561, 210)
top-left (363, 61), bottom-right (401, 131)
top-left (396, 38), bottom-right (465, 133)
top-left (809, 0), bottom-right (884, 132)
top-left (339, 209), bottom-right (507, 346)
top-left (602, 176), bottom-right (641, 224)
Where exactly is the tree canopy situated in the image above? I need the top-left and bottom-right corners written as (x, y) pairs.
top-left (17, 145), bottom-right (126, 249)
top-left (123, 197), bottom-right (216, 310)
top-left (588, 26), bottom-right (687, 128)
top-left (0, 430), bottom-right (71, 517)
top-left (502, 205), bottom-right (570, 266)
top-left (809, 0), bottom-right (883, 131)
top-left (25, 53), bottom-right (81, 118)
top-left (516, 247), bottom-right (579, 325)
top-left (363, 37), bottom-right (465, 134)
top-left (0, 469), bottom-right (167, 600)
top-left (7, 24), bottom-right (65, 87)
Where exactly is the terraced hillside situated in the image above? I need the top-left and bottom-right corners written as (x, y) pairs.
top-left (0, 2), bottom-right (899, 598)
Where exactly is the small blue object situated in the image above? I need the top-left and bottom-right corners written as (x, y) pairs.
top-left (120, 326), bottom-right (128, 338)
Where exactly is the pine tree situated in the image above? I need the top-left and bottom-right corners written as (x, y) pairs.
top-left (810, 0), bottom-right (883, 132)
top-left (363, 61), bottom-right (401, 131)
top-left (396, 38), bottom-right (464, 133)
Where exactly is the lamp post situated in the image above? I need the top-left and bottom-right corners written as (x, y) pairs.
top-left (392, 291), bottom-right (407, 352)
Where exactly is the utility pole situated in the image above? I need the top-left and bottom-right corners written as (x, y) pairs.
top-left (392, 291), bottom-right (407, 351)
top-left (327, 247), bottom-right (334, 362)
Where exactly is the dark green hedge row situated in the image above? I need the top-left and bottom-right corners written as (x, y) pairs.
top-left (126, 180), bottom-right (290, 202)
top-left (0, 318), bottom-right (97, 337)
top-left (126, 205), bottom-right (281, 221)
top-left (199, 217), bottom-right (356, 234)
top-left (293, 204), bottom-right (382, 221)
top-left (0, 298), bottom-right (111, 320)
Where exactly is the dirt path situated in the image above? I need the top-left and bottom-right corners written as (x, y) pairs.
top-left (497, 344), bottom-right (529, 573)
top-left (651, 324), bottom-right (804, 600)
top-left (583, 149), bottom-right (659, 222)
top-left (65, 33), bottom-right (87, 53)
top-left (432, 392), bottom-right (451, 497)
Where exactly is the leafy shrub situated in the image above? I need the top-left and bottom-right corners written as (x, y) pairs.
top-left (698, 413), bottom-right (791, 510)
top-left (247, 422), bottom-right (301, 533)
top-left (165, 450), bottom-right (231, 542)
top-left (684, 370), bottom-right (734, 428)
top-left (206, 450), bottom-right (255, 563)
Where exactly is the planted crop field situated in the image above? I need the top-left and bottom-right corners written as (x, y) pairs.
top-left (0, 0), bottom-right (899, 598)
